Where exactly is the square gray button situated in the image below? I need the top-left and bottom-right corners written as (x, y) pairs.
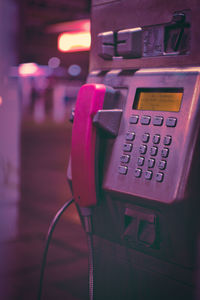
top-left (158, 160), bottom-right (167, 170)
top-left (137, 156), bottom-right (145, 166)
top-left (145, 170), bottom-right (153, 180)
top-left (126, 132), bottom-right (135, 141)
top-left (164, 135), bottom-right (172, 146)
top-left (153, 134), bottom-right (160, 144)
top-left (120, 154), bottom-right (130, 163)
top-left (119, 166), bottom-right (128, 175)
top-left (139, 145), bottom-right (147, 154)
top-left (150, 146), bottom-right (158, 156)
top-left (156, 172), bottom-right (164, 182)
top-left (153, 116), bottom-right (163, 126)
top-left (123, 143), bottom-right (133, 152)
top-left (161, 148), bottom-right (169, 158)
top-left (166, 117), bottom-right (177, 127)
top-left (141, 115), bottom-right (151, 125)
top-left (148, 158), bottom-right (155, 168)
top-left (130, 115), bottom-right (139, 124)
top-left (135, 168), bottom-right (142, 178)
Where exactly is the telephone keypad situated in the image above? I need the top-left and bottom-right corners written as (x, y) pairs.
top-left (120, 154), bottom-right (130, 163)
top-left (123, 143), bottom-right (133, 152)
top-left (120, 113), bottom-right (175, 181)
top-left (119, 166), bottom-right (128, 175)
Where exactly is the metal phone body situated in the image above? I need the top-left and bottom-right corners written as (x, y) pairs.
top-left (85, 68), bottom-right (200, 300)
top-left (68, 0), bottom-right (200, 298)
top-left (103, 68), bottom-right (200, 204)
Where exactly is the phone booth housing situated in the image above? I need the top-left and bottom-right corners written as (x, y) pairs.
top-left (68, 0), bottom-right (200, 299)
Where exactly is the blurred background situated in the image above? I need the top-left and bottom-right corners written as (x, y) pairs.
top-left (0, 0), bottom-right (91, 299)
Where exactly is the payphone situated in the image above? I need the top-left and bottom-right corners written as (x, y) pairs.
top-left (68, 0), bottom-right (200, 299)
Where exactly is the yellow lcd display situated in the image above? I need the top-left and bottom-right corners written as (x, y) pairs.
top-left (133, 88), bottom-right (183, 112)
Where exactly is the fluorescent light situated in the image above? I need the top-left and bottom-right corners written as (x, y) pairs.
top-left (58, 31), bottom-right (91, 52)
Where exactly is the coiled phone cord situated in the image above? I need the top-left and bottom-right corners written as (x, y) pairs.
top-left (37, 197), bottom-right (74, 300)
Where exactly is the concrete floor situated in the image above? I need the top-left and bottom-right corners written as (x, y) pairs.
top-left (1, 121), bottom-right (89, 300)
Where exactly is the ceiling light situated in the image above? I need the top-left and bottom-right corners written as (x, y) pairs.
top-left (58, 32), bottom-right (91, 52)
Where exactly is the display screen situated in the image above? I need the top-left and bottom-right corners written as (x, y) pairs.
top-left (133, 88), bottom-right (183, 112)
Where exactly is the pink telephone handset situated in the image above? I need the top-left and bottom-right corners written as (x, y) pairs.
top-left (71, 84), bottom-right (107, 207)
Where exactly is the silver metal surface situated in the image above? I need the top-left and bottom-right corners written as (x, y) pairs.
top-left (103, 67), bottom-right (200, 204)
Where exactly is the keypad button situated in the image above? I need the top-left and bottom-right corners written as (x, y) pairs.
top-left (153, 134), bottom-right (160, 144)
top-left (164, 135), bottom-right (172, 146)
top-left (166, 117), bottom-right (177, 127)
top-left (158, 160), bottom-right (167, 170)
top-left (142, 133), bottom-right (150, 143)
top-left (139, 145), bottom-right (147, 154)
top-left (119, 166), bottom-right (128, 175)
top-left (130, 115), bottom-right (139, 124)
top-left (156, 172), bottom-right (164, 182)
top-left (148, 158), bottom-right (155, 168)
top-left (150, 146), bottom-right (158, 156)
top-left (137, 157), bottom-right (145, 166)
top-left (123, 143), bottom-right (133, 152)
top-left (145, 170), bottom-right (153, 180)
top-left (126, 132), bottom-right (135, 141)
top-left (135, 168), bottom-right (142, 178)
top-left (153, 116), bottom-right (164, 126)
top-left (141, 115), bottom-right (151, 125)
top-left (120, 154), bottom-right (130, 163)
top-left (161, 148), bottom-right (169, 158)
